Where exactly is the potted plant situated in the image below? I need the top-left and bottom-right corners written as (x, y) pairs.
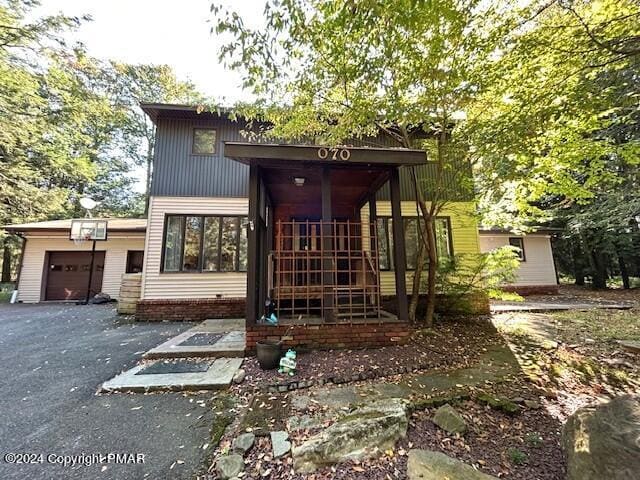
top-left (255, 325), bottom-right (294, 370)
top-left (256, 339), bottom-right (282, 370)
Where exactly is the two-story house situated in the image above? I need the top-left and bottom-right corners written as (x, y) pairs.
top-left (135, 104), bottom-right (481, 349)
top-left (4, 103), bottom-right (483, 350)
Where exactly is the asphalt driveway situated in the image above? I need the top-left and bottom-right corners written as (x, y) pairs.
top-left (0, 303), bottom-right (217, 480)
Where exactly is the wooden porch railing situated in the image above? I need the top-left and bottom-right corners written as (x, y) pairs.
top-left (271, 220), bottom-right (382, 321)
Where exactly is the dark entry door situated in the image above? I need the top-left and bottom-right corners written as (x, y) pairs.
top-left (45, 251), bottom-right (105, 301)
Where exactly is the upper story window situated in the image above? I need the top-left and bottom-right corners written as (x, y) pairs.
top-left (508, 237), bottom-right (526, 261)
top-left (192, 128), bottom-right (217, 155)
top-left (162, 215), bottom-right (248, 272)
top-left (376, 217), bottom-right (453, 270)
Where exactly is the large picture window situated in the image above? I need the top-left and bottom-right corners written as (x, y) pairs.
top-left (162, 215), bottom-right (247, 272)
top-left (376, 216), bottom-right (453, 270)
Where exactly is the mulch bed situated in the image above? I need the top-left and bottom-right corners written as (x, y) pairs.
top-left (211, 306), bottom-right (640, 479)
top-left (398, 402), bottom-right (565, 480)
top-left (233, 317), bottom-right (502, 394)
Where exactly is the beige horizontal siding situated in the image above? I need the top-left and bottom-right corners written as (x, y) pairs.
top-left (479, 234), bottom-right (557, 286)
top-left (17, 234), bottom-right (145, 303)
top-left (141, 196), bottom-right (249, 300)
top-left (142, 198), bottom-right (480, 299)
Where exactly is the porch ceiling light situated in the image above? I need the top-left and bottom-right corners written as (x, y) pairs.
top-left (293, 176), bottom-right (306, 187)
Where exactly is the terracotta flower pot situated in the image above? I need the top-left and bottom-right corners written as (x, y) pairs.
top-left (256, 340), bottom-right (282, 370)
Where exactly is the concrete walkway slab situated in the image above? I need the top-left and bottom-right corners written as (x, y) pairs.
top-left (293, 344), bottom-right (519, 413)
top-left (101, 357), bottom-right (243, 393)
top-left (491, 301), bottom-right (633, 313)
top-left (144, 319), bottom-right (245, 359)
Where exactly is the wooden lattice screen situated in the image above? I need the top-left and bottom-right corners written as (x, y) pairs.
top-left (272, 220), bottom-right (381, 321)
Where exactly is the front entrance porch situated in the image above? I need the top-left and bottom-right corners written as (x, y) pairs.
top-left (224, 142), bottom-right (427, 344)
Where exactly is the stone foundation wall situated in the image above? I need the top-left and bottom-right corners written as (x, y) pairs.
top-left (501, 285), bottom-right (559, 295)
top-left (246, 322), bottom-right (411, 352)
top-left (136, 298), bottom-right (245, 322)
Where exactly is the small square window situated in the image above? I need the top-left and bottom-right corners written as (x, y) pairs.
top-left (509, 237), bottom-right (526, 261)
top-left (192, 129), bottom-right (216, 155)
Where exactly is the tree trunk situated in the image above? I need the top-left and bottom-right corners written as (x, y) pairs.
top-left (144, 154), bottom-right (152, 215)
top-left (412, 199), bottom-right (438, 327)
top-left (143, 133), bottom-right (155, 215)
top-left (629, 220), bottom-right (640, 277)
top-left (618, 254), bottom-right (630, 289)
top-left (572, 242), bottom-right (585, 286)
top-left (1, 239), bottom-right (11, 283)
top-left (590, 249), bottom-right (607, 289)
top-left (408, 223), bottom-right (426, 323)
top-left (423, 216), bottom-right (438, 327)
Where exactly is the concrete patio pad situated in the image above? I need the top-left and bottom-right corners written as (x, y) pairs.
top-left (144, 318), bottom-right (246, 359)
top-left (101, 357), bottom-right (243, 393)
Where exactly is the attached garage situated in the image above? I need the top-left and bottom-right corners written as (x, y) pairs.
top-left (44, 251), bottom-right (106, 301)
top-left (2, 218), bottom-right (147, 303)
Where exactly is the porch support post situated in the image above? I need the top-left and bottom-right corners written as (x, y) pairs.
top-left (246, 164), bottom-right (260, 326)
top-left (389, 167), bottom-right (408, 321)
top-left (321, 166), bottom-right (334, 321)
top-left (368, 194), bottom-right (377, 238)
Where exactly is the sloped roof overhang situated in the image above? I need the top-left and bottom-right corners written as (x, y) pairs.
top-left (223, 142), bottom-right (428, 167)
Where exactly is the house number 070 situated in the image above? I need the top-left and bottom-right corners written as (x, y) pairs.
top-left (317, 147), bottom-right (351, 161)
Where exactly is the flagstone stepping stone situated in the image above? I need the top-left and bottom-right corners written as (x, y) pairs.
top-left (311, 386), bottom-right (360, 409)
top-left (562, 395), bottom-right (640, 480)
top-left (286, 414), bottom-right (325, 431)
top-left (232, 432), bottom-right (255, 455)
top-left (216, 454), bottom-right (244, 479)
top-left (135, 359), bottom-right (212, 375)
top-left (432, 404), bottom-right (467, 434)
top-left (101, 357), bottom-right (243, 392)
top-left (408, 449), bottom-right (498, 479)
top-left (617, 340), bottom-right (640, 354)
top-left (270, 431), bottom-right (291, 458)
top-left (292, 398), bottom-right (408, 473)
